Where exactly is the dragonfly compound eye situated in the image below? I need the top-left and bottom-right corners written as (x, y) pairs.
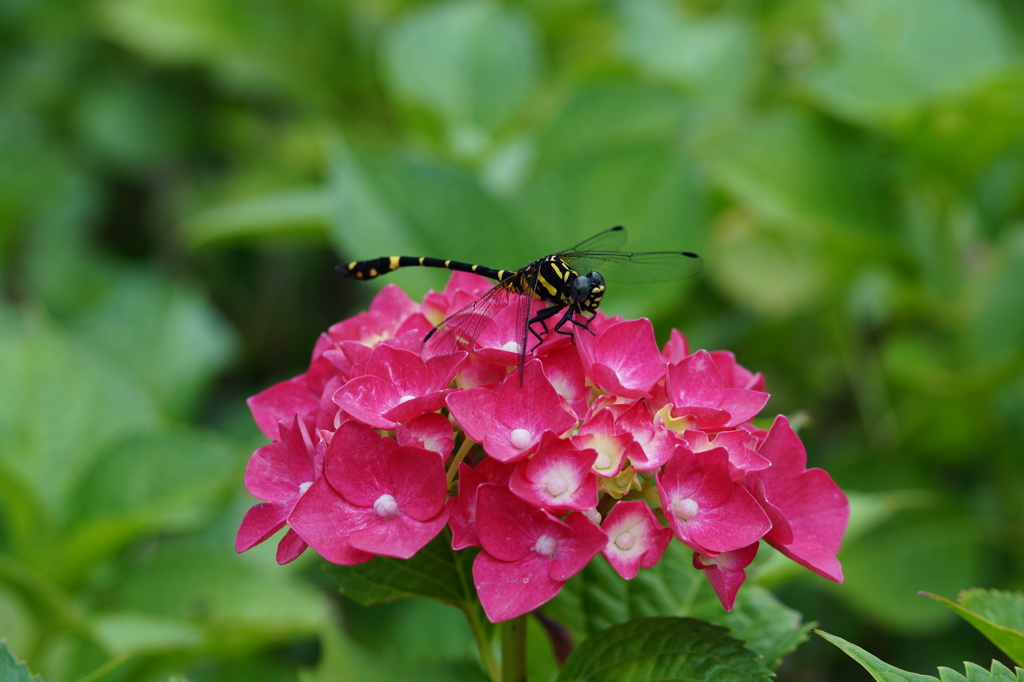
top-left (570, 274), bottom-right (593, 302)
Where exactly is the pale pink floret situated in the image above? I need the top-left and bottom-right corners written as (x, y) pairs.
top-left (446, 360), bottom-right (577, 462)
top-left (288, 421), bottom-right (448, 564)
top-left (576, 318), bottom-right (665, 399)
top-left (600, 500), bottom-right (673, 579)
top-left (333, 344), bottom-right (464, 429)
top-left (509, 432), bottom-right (599, 512)
top-left (395, 412), bottom-right (455, 459)
top-left (616, 399), bottom-right (681, 470)
top-left (473, 485), bottom-right (607, 622)
top-left (693, 542), bottom-right (759, 611)
top-left (656, 445), bottom-right (772, 554)
top-left (747, 415), bottom-right (848, 582)
top-left (571, 408), bottom-right (630, 478)
top-left (680, 429), bottom-right (770, 480)
top-left (663, 350), bottom-right (770, 430)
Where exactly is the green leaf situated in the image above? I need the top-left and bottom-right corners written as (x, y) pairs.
top-left (837, 508), bottom-right (981, 632)
top-left (923, 590), bottom-right (1024, 667)
top-left (937, 661), bottom-right (1024, 682)
top-left (556, 617), bottom-right (771, 682)
top-left (59, 267), bottom-right (237, 416)
top-left (183, 187), bottom-right (331, 247)
top-left (0, 641), bottom-right (43, 682)
top-left (329, 535), bottom-right (478, 609)
top-left (816, 630), bottom-right (938, 681)
top-left (383, 0), bottom-right (540, 137)
top-left (702, 109), bottom-right (892, 239)
top-left (91, 613), bottom-right (205, 654)
top-left (63, 430), bottom-right (241, 576)
top-left (326, 139), bottom-right (522, 294)
top-left (801, 0), bottom-right (1013, 124)
top-left (965, 227), bottom-right (1024, 369)
top-left (0, 316), bottom-right (161, 529)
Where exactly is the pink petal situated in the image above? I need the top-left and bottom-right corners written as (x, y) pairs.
top-left (389, 446), bottom-right (448, 521)
top-left (474, 550), bottom-right (563, 622)
top-left (248, 376), bottom-right (318, 441)
top-left (509, 433), bottom-right (599, 512)
top-left (693, 543), bottom-right (759, 611)
top-left (287, 478), bottom-right (375, 566)
top-left (577, 318), bottom-right (664, 398)
top-left (275, 529), bottom-right (309, 565)
top-left (236, 502), bottom-right (287, 553)
top-left (600, 501), bottom-right (673, 580)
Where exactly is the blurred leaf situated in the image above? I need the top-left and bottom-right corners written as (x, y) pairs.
top-left (709, 212), bottom-right (826, 316)
top-left (702, 109), bottom-right (892, 239)
top-left (802, 0), bottom-right (1013, 125)
top-left (114, 546), bottom-right (327, 646)
top-left (63, 430), bottom-right (239, 576)
top-left (0, 584), bottom-right (35, 658)
top-left (816, 630), bottom-right (937, 681)
top-left (0, 315), bottom-right (161, 529)
top-left (326, 139), bottom-right (521, 293)
top-left (59, 267), bottom-right (237, 416)
top-left (557, 617), bottom-right (772, 682)
top-left (92, 613), bottom-right (205, 654)
top-left (183, 187), bottom-right (330, 247)
top-left (0, 641), bottom-right (42, 682)
top-left (838, 509), bottom-right (981, 633)
top-left (617, 0), bottom-right (759, 117)
top-left (965, 227), bottom-right (1024, 369)
top-left (923, 590), bottom-right (1024, 667)
top-left (383, 0), bottom-right (540, 141)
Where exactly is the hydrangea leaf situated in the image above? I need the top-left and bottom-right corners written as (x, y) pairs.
top-left (556, 617), bottom-right (771, 682)
top-left (327, 534), bottom-right (479, 609)
top-left (816, 630), bottom-right (938, 682)
top-left (922, 590), bottom-right (1024, 667)
top-left (0, 641), bottom-right (43, 682)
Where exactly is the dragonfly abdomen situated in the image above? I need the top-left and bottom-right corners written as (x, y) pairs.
top-left (338, 256), bottom-right (512, 282)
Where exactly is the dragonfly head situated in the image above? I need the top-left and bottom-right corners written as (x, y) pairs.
top-left (571, 271), bottom-right (606, 312)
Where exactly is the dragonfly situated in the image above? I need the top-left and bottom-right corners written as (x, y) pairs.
top-left (336, 226), bottom-right (703, 375)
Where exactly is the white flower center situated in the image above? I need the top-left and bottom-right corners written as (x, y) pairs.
top-left (510, 428), bottom-right (532, 450)
top-left (533, 534), bottom-right (557, 557)
top-left (615, 530), bottom-right (636, 551)
top-left (673, 498), bottom-right (699, 521)
top-left (298, 481), bottom-right (313, 496)
top-left (373, 494), bottom-right (399, 519)
top-left (545, 476), bottom-right (569, 497)
top-left (501, 340), bottom-right (521, 353)
top-left (398, 395), bottom-right (416, 404)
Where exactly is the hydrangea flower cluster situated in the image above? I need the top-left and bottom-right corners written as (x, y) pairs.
top-left (237, 273), bottom-right (849, 622)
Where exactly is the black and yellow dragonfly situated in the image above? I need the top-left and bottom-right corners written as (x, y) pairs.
top-left (336, 226), bottom-right (702, 374)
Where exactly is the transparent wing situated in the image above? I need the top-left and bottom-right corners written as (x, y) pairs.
top-left (564, 249), bottom-right (703, 284)
top-left (422, 282), bottom-right (515, 361)
top-left (555, 226), bottom-right (628, 256)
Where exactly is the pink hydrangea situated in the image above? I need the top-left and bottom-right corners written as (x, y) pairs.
top-left (237, 274), bottom-right (849, 618)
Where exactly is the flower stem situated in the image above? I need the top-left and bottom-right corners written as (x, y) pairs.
top-left (500, 614), bottom-right (528, 682)
top-left (446, 435), bottom-right (476, 487)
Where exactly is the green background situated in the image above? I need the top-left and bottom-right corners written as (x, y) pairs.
top-left (2, 0), bottom-right (1023, 679)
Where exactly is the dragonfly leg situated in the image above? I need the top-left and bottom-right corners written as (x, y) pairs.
top-left (527, 305), bottom-right (565, 352)
top-left (552, 308), bottom-right (595, 345)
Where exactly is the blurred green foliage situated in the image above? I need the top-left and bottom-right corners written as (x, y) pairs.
top-left (2, 0), bottom-right (1023, 679)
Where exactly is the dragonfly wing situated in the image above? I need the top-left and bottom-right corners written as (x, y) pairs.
top-left (566, 249), bottom-right (703, 284)
top-left (422, 282), bottom-right (513, 361)
top-left (556, 226), bottom-right (628, 255)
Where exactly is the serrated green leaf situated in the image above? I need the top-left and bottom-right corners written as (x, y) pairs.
top-left (692, 586), bottom-right (812, 671)
top-left (557, 617), bottom-right (771, 682)
top-left (0, 641), bottom-right (43, 682)
top-left (937, 660), bottom-right (1024, 682)
top-left (923, 590), bottom-right (1024, 667)
top-left (382, 0), bottom-right (539, 135)
top-left (816, 630), bottom-right (938, 681)
top-left (328, 535), bottom-right (477, 609)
